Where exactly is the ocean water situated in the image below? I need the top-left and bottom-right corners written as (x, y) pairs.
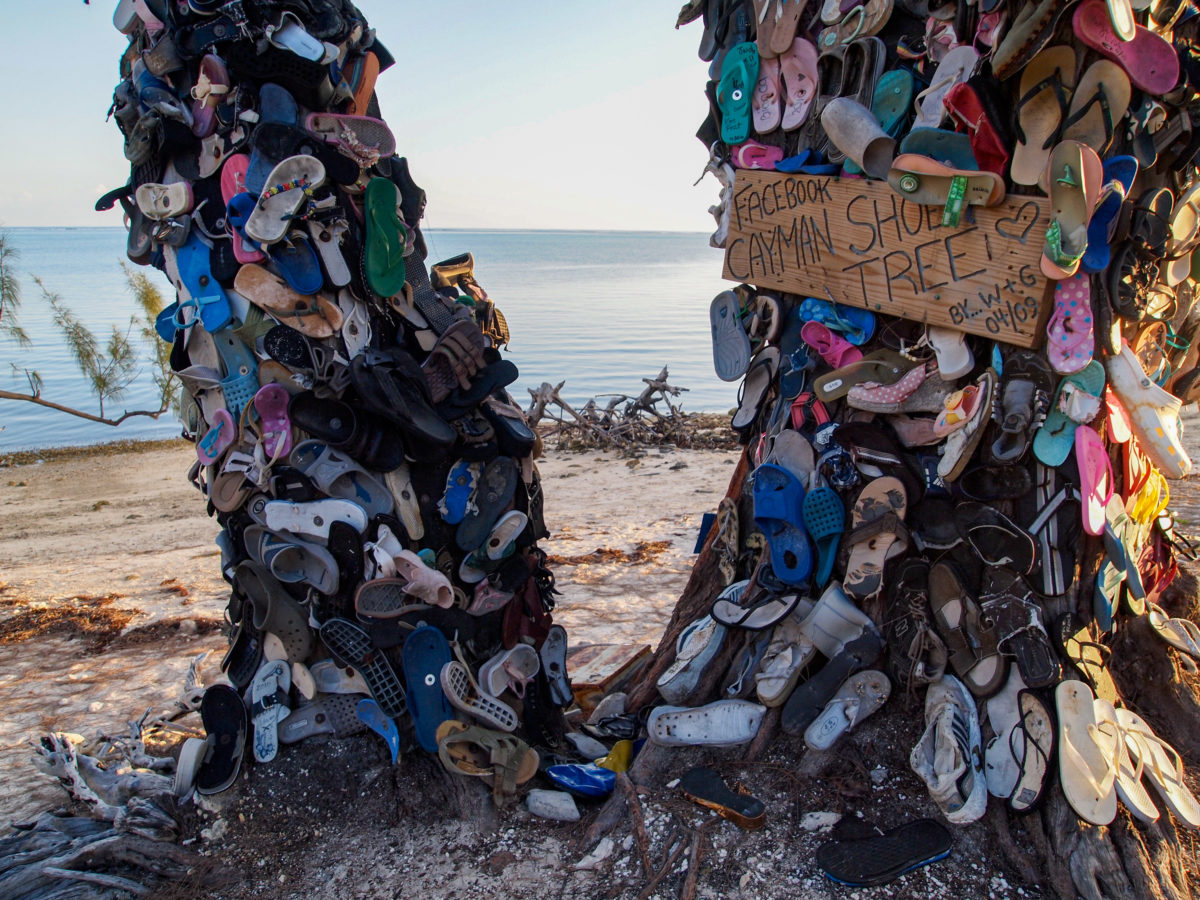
top-left (0, 228), bottom-right (735, 451)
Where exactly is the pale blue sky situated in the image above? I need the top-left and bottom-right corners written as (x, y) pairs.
top-left (0, 1), bottom-right (713, 230)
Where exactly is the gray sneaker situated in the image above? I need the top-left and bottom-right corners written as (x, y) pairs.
top-left (910, 674), bottom-right (988, 824)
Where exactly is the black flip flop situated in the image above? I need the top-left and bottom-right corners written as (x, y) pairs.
top-left (711, 587), bottom-right (801, 630)
top-left (350, 349), bottom-right (456, 457)
top-left (1018, 463), bottom-right (1080, 598)
top-left (817, 818), bottom-right (952, 887)
top-left (958, 464), bottom-right (1033, 501)
top-left (680, 766), bottom-right (766, 829)
top-left (195, 684), bottom-right (248, 795)
top-left (1007, 689), bottom-right (1055, 813)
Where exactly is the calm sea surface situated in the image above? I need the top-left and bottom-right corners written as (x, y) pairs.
top-left (0, 228), bottom-right (734, 451)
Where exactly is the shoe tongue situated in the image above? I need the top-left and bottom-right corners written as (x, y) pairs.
top-left (932, 706), bottom-right (966, 787)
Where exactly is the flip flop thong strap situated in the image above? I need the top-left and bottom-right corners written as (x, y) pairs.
top-left (1061, 84), bottom-right (1116, 151)
top-left (1013, 71), bottom-right (1070, 147)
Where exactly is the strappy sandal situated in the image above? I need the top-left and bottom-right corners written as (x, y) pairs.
top-left (436, 720), bottom-right (538, 808)
top-left (422, 319), bottom-right (490, 403)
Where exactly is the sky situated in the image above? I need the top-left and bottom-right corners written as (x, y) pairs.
top-left (0, 1), bottom-right (714, 231)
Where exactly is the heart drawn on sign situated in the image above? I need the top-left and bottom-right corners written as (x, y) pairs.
top-left (994, 201), bottom-right (1042, 244)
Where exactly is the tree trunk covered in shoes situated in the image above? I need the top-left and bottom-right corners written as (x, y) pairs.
top-left (608, 442), bottom-right (1200, 899)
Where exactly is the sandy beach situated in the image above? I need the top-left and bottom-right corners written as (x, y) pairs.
top-left (0, 439), bottom-right (739, 825)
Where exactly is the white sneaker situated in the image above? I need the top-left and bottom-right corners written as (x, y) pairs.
top-left (910, 674), bottom-right (987, 824)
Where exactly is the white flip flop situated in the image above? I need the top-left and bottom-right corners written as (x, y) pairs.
top-left (1056, 680), bottom-right (1118, 825)
top-left (1115, 708), bottom-right (1200, 829)
top-left (249, 659), bottom-right (292, 764)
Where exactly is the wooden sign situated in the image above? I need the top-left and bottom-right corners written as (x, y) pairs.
top-left (722, 170), bottom-right (1055, 348)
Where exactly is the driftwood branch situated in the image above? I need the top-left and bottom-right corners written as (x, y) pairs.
top-left (0, 388), bottom-right (170, 427)
top-left (525, 367), bottom-right (711, 451)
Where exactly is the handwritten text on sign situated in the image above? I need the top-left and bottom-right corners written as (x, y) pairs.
top-left (722, 170), bottom-right (1054, 348)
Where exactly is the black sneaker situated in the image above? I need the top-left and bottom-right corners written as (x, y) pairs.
top-left (884, 558), bottom-right (948, 689)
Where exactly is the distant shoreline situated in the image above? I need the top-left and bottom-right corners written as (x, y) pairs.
top-left (0, 436), bottom-right (187, 467)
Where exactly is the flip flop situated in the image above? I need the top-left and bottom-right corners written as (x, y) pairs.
top-left (944, 82), bottom-right (1009, 177)
top-left (752, 463), bottom-right (814, 585)
top-left (363, 176), bottom-right (409, 298)
top-left (937, 369), bottom-right (996, 481)
top-left (1074, 425), bottom-right (1112, 536)
top-left (992, 0), bottom-right (1081, 81)
top-left (711, 585), bottom-right (803, 629)
top-left (898, 127), bottom-right (978, 170)
top-left (1080, 155), bottom-right (1139, 274)
top-left (268, 235), bottom-right (324, 295)
top-left (1010, 46), bottom-right (1075, 186)
top-left (814, 351), bottom-right (912, 401)
top-left (1062, 60), bottom-right (1131, 156)
top-left (1074, 0), bottom-right (1180, 95)
top-left (843, 476), bottom-right (908, 604)
top-left (817, 819), bottom-right (952, 887)
top-left (1056, 679), bottom-right (1118, 826)
top-left (780, 37), bottom-right (820, 131)
top-left (244, 154), bottom-right (325, 245)
top-left (1146, 604), bottom-right (1200, 659)
top-left (234, 264), bottom-right (343, 339)
top-left (771, 0), bottom-right (810, 56)
top-left (679, 767), bottom-right (766, 829)
top-left (732, 347), bottom-right (779, 432)
top-left (401, 625), bottom-right (455, 753)
top-left (195, 684), bottom-right (248, 795)
top-left (752, 56), bottom-right (783, 134)
top-left (1094, 701), bottom-right (1160, 824)
top-left (1045, 273), bottom-right (1094, 374)
top-left (955, 501), bottom-right (1038, 574)
top-left (250, 658), bottom-right (292, 764)
top-left (797, 297), bottom-right (876, 345)
top-left (1041, 141), bottom-right (1104, 280)
top-left (1021, 465), bottom-right (1081, 597)
top-left (711, 290), bottom-right (753, 381)
top-left (912, 46), bottom-right (980, 130)
top-left (1114, 708), bottom-right (1200, 829)
top-left (888, 154), bottom-right (1006, 223)
top-left (1054, 613), bottom-right (1120, 703)
top-left (718, 42), bottom-right (761, 144)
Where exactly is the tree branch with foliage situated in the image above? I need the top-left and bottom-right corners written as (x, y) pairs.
top-left (0, 227), bottom-right (177, 429)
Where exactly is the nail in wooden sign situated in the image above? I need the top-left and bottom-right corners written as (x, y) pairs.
top-left (722, 170), bottom-right (1055, 348)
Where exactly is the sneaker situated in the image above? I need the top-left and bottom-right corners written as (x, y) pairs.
top-left (884, 559), bottom-right (948, 689)
top-left (910, 674), bottom-right (987, 824)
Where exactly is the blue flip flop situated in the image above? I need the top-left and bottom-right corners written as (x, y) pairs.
top-left (356, 698), bottom-right (400, 764)
top-left (752, 463), bottom-right (813, 586)
top-left (440, 460), bottom-right (482, 524)
top-left (269, 235), bottom-right (324, 295)
top-left (776, 149), bottom-right (841, 175)
top-left (1081, 155), bottom-right (1139, 274)
top-left (246, 84), bottom-right (300, 195)
top-left (797, 298), bottom-right (876, 345)
top-left (802, 485), bottom-right (845, 587)
top-left (401, 625), bottom-right (454, 753)
top-left (176, 231), bottom-right (232, 333)
top-left (717, 42), bottom-right (760, 144)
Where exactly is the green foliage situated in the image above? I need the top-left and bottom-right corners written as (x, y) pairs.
top-left (0, 229), bottom-right (31, 347)
top-left (1, 225), bottom-right (176, 425)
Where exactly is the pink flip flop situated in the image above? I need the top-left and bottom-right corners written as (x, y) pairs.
top-left (753, 57), bottom-right (783, 134)
top-left (253, 384), bottom-right (294, 460)
top-left (734, 140), bottom-right (785, 169)
top-left (196, 408), bottom-right (236, 465)
top-left (1074, 424), bottom-right (1112, 536)
top-left (801, 321), bottom-right (863, 368)
top-left (1046, 274), bottom-right (1094, 375)
top-left (1074, 0), bottom-right (1180, 94)
top-left (220, 154), bottom-right (266, 264)
top-left (780, 38), bottom-right (820, 131)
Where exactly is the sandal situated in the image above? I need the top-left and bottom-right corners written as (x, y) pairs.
top-left (436, 720), bottom-right (538, 807)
